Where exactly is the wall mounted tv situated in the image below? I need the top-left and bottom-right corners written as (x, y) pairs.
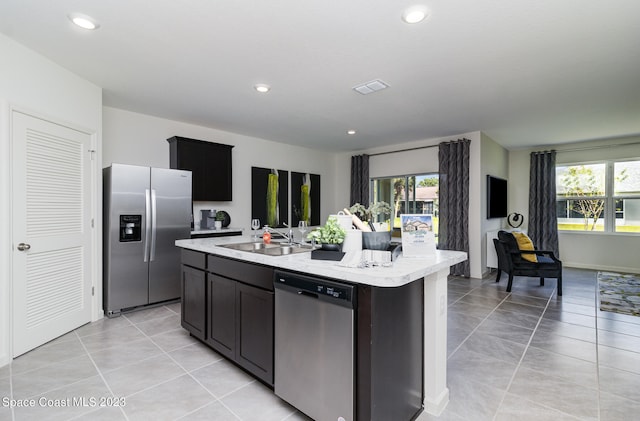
top-left (487, 175), bottom-right (507, 219)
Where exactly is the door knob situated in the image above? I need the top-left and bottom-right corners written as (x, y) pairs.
top-left (17, 243), bottom-right (31, 251)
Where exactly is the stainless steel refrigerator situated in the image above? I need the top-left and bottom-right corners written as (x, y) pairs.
top-left (103, 164), bottom-right (192, 316)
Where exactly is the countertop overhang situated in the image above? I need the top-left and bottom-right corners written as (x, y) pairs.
top-left (176, 236), bottom-right (467, 288)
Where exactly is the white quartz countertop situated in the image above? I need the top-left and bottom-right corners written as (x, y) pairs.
top-left (190, 227), bottom-right (243, 235)
top-left (175, 235), bottom-right (467, 288)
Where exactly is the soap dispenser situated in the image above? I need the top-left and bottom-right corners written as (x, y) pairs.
top-left (262, 226), bottom-right (271, 244)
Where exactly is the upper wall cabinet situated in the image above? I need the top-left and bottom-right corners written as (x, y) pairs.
top-left (168, 136), bottom-right (233, 201)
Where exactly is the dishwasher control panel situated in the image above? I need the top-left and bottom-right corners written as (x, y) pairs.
top-left (274, 271), bottom-right (355, 308)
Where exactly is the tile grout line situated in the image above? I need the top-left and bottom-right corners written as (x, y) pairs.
top-left (594, 272), bottom-right (602, 421)
top-left (491, 286), bottom-right (573, 421)
top-left (127, 305), bottom-right (247, 421)
top-left (72, 329), bottom-right (130, 421)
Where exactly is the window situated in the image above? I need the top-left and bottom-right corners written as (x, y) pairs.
top-left (371, 173), bottom-right (439, 241)
top-left (556, 160), bottom-right (640, 233)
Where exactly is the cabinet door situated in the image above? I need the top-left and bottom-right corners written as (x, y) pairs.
top-left (236, 282), bottom-right (274, 385)
top-left (207, 273), bottom-right (236, 360)
top-left (181, 265), bottom-right (206, 340)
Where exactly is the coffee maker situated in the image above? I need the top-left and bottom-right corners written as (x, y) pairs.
top-left (200, 209), bottom-right (216, 229)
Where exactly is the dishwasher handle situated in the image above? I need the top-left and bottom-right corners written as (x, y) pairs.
top-left (297, 290), bottom-right (318, 299)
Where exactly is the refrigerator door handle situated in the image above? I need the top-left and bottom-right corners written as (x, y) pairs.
top-left (144, 188), bottom-right (151, 262)
top-left (150, 189), bottom-right (157, 262)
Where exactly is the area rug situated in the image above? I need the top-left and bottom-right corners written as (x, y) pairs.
top-left (598, 271), bottom-right (640, 317)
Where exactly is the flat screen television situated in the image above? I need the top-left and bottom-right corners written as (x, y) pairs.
top-left (487, 175), bottom-right (507, 218)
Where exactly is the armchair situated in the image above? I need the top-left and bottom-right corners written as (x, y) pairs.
top-left (493, 230), bottom-right (562, 296)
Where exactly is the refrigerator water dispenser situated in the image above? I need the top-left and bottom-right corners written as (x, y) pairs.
top-left (119, 215), bottom-right (142, 242)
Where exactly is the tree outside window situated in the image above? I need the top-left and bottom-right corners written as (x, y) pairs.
top-left (556, 160), bottom-right (639, 233)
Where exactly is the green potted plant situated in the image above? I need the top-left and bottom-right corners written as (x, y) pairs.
top-left (306, 216), bottom-right (346, 250)
top-left (349, 201), bottom-right (393, 230)
top-left (214, 210), bottom-right (228, 229)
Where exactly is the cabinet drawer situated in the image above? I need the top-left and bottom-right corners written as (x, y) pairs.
top-left (182, 249), bottom-right (206, 270)
top-left (208, 255), bottom-right (274, 291)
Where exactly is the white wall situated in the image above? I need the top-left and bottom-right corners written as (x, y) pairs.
top-left (103, 107), bottom-right (339, 232)
top-left (509, 136), bottom-right (640, 273)
top-left (481, 133), bottom-right (509, 274)
top-left (334, 131), bottom-right (488, 278)
top-left (0, 33), bottom-right (102, 367)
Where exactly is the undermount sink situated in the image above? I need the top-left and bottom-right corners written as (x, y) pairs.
top-left (218, 242), bottom-right (312, 256)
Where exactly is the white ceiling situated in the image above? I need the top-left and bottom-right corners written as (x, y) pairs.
top-left (1, 0), bottom-right (639, 152)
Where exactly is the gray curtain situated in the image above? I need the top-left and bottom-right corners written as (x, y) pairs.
top-left (439, 138), bottom-right (470, 277)
top-left (350, 154), bottom-right (369, 205)
top-left (528, 150), bottom-right (559, 256)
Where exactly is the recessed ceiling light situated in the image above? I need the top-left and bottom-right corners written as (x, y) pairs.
top-left (254, 84), bottom-right (271, 93)
top-left (68, 13), bottom-right (99, 30)
top-left (346, 129), bottom-right (357, 135)
top-left (402, 6), bottom-right (429, 24)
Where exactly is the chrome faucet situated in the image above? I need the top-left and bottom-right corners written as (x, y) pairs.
top-left (270, 222), bottom-right (295, 245)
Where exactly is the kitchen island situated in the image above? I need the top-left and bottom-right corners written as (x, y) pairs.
top-left (175, 236), bottom-right (467, 419)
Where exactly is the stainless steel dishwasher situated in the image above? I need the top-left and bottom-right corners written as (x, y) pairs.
top-left (274, 270), bottom-right (356, 421)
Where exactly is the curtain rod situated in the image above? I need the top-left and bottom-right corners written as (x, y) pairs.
top-left (555, 140), bottom-right (640, 154)
top-left (368, 144), bottom-right (438, 157)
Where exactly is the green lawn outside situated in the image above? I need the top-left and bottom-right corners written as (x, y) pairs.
top-left (558, 223), bottom-right (640, 233)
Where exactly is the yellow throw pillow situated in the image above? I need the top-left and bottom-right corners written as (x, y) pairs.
top-left (512, 232), bottom-right (537, 262)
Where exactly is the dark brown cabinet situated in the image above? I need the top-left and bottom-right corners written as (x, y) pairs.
top-left (206, 273), bottom-right (236, 360)
top-left (180, 250), bottom-right (207, 340)
top-left (167, 136), bottom-right (233, 201)
top-left (203, 255), bottom-right (274, 385)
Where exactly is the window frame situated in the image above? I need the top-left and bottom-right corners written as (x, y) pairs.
top-left (556, 158), bottom-right (640, 234)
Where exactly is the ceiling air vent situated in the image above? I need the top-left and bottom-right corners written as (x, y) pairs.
top-left (353, 79), bottom-right (389, 95)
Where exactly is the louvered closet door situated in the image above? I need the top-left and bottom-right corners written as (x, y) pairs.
top-left (12, 111), bottom-right (92, 357)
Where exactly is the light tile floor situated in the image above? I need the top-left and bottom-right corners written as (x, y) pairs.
top-left (1, 268), bottom-right (639, 420)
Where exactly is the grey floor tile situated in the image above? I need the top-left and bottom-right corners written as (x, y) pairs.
top-left (444, 376), bottom-right (505, 421)
top-left (598, 365), bottom-right (640, 403)
top-left (178, 400), bottom-right (239, 421)
top-left (134, 314), bottom-right (181, 337)
top-left (497, 301), bottom-right (546, 318)
top-left (282, 410), bottom-right (314, 421)
top-left (190, 359), bottom-right (255, 398)
top-left (545, 300), bottom-right (596, 316)
top-left (72, 405), bottom-right (127, 421)
top-left (0, 372), bottom-right (11, 397)
top-left (496, 392), bottom-right (584, 421)
top-left (0, 406), bottom-right (13, 421)
top-left (11, 354), bottom-right (98, 400)
top-left (542, 308), bottom-right (596, 328)
top-left (447, 309), bottom-right (484, 332)
top-left (447, 347), bottom-right (518, 391)
top-left (123, 305), bottom-right (178, 325)
top-left (10, 335), bottom-right (87, 376)
top-left (458, 331), bottom-right (526, 365)
top-left (598, 344), bottom-right (640, 375)
top-left (165, 302), bottom-right (182, 316)
top-left (599, 391), bottom-right (640, 421)
top-left (448, 301), bottom-right (495, 319)
top-left (13, 375), bottom-right (112, 421)
top-left (455, 293), bottom-right (504, 309)
top-left (168, 342), bottom-right (224, 372)
top-left (122, 374), bottom-right (213, 421)
top-left (487, 307), bottom-right (541, 330)
top-left (79, 325), bottom-right (148, 354)
top-left (87, 337), bottom-right (163, 373)
top-left (597, 308), bottom-right (640, 326)
top-left (221, 381), bottom-right (297, 421)
top-left (73, 315), bottom-right (132, 338)
top-left (0, 364), bottom-right (9, 380)
top-left (475, 318), bottom-right (535, 345)
top-left (597, 316), bottom-right (640, 337)
top-left (536, 318), bottom-right (597, 343)
top-left (520, 346), bottom-right (598, 388)
top-left (530, 330), bottom-right (597, 362)
top-left (149, 327), bottom-right (198, 352)
top-left (503, 293), bottom-right (549, 308)
top-left (508, 366), bottom-right (598, 420)
top-left (102, 354), bottom-right (186, 397)
top-left (597, 328), bottom-right (640, 353)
